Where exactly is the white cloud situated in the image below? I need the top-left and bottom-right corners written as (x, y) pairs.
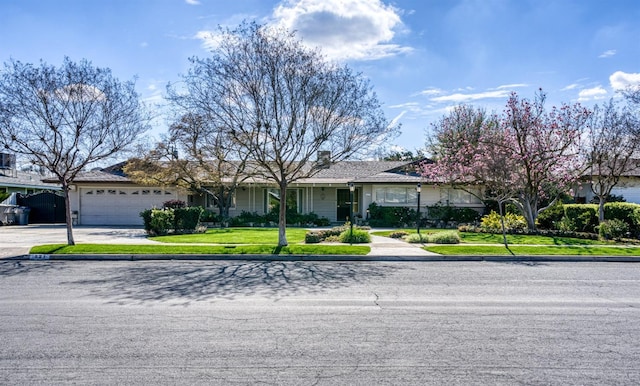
top-left (388, 111), bottom-right (406, 127)
top-left (609, 71), bottom-right (640, 90)
top-left (495, 83), bottom-right (527, 90)
top-left (185, 0), bottom-right (200, 5)
top-left (430, 90), bottom-right (511, 103)
top-left (194, 30), bottom-right (226, 51)
top-left (271, 0), bottom-right (412, 61)
top-left (417, 87), bottom-right (443, 96)
top-left (561, 83), bottom-right (580, 91)
top-left (598, 49), bottom-right (616, 58)
top-left (577, 86), bottom-right (607, 101)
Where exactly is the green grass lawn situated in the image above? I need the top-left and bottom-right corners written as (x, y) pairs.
top-left (149, 227), bottom-right (308, 244)
top-left (29, 243), bottom-right (370, 255)
top-left (372, 229), bottom-right (611, 246)
top-left (425, 245), bottom-right (640, 256)
top-left (28, 228), bottom-right (372, 255)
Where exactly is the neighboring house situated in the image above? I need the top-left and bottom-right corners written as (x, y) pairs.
top-left (576, 161), bottom-right (640, 204)
top-left (63, 159), bottom-right (484, 226)
top-left (0, 153), bottom-right (61, 195)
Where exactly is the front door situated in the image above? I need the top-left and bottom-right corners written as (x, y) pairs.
top-left (336, 188), bottom-right (358, 222)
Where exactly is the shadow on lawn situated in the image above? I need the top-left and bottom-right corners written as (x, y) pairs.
top-left (66, 261), bottom-right (403, 305)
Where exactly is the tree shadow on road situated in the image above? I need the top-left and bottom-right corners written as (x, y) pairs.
top-left (65, 261), bottom-right (404, 305)
top-left (0, 260), bottom-right (68, 277)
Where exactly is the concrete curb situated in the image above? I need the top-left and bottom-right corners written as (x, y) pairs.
top-left (7, 253), bottom-right (640, 263)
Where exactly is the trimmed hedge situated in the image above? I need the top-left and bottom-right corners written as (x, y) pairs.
top-left (560, 204), bottom-right (598, 233)
top-left (604, 202), bottom-right (640, 235)
top-left (140, 206), bottom-right (204, 236)
top-left (368, 203), bottom-right (416, 227)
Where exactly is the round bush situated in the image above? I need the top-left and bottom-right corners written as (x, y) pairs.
top-left (428, 231), bottom-right (461, 244)
top-left (339, 229), bottom-right (371, 244)
top-left (598, 219), bottom-right (629, 240)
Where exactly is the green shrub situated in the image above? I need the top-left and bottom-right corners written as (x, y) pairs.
top-left (149, 208), bottom-right (174, 236)
top-left (339, 228), bottom-right (371, 243)
top-left (140, 209), bottom-right (153, 233)
top-left (305, 231), bottom-right (323, 244)
top-left (404, 233), bottom-right (429, 243)
top-left (598, 218), bottom-right (629, 240)
top-left (563, 204), bottom-right (598, 233)
top-left (428, 231), bottom-right (461, 244)
top-left (604, 202), bottom-right (640, 235)
top-left (175, 206), bottom-right (204, 232)
top-left (389, 230), bottom-right (409, 239)
top-left (537, 201), bottom-right (565, 230)
top-left (200, 209), bottom-right (220, 223)
top-left (368, 203), bottom-right (416, 227)
top-left (480, 211), bottom-right (527, 233)
top-left (428, 204), bottom-right (480, 224)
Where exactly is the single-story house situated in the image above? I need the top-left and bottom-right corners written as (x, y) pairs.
top-left (60, 159), bottom-right (485, 226)
top-left (575, 161), bottom-right (640, 204)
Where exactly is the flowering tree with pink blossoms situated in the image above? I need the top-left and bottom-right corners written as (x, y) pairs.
top-left (425, 90), bottom-right (589, 231)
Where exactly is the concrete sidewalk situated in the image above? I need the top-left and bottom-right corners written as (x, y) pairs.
top-left (0, 224), bottom-right (437, 259)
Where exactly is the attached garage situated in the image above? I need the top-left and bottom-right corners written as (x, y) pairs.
top-left (60, 166), bottom-right (187, 226)
top-left (78, 186), bottom-right (179, 225)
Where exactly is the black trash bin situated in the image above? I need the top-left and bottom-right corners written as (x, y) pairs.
top-left (14, 206), bottom-right (31, 225)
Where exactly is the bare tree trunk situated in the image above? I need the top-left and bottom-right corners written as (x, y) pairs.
top-left (598, 195), bottom-right (606, 223)
top-left (521, 200), bottom-right (537, 231)
top-left (498, 201), bottom-right (515, 256)
top-left (62, 183), bottom-right (75, 246)
top-left (278, 183), bottom-right (288, 247)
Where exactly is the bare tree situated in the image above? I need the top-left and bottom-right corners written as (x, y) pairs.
top-left (125, 113), bottom-right (250, 221)
top-left (168, 22), bottom-right (396, 246)
top-left (0, 58), bottom-right (149, 245)
top-left (584, 99), bottom-right (640, 222)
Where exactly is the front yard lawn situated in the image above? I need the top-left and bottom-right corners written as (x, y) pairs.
top-left (29, 243), bottom-right (370, 255)
top-left (371, 229), bottom-right (611, 246)
top-left (149, 227), bottom-right (308, 244)
top-left (425, 245), bottom-right (640, 256)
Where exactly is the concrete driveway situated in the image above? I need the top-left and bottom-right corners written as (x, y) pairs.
top-left (0, 224), bottom-right (155, 258)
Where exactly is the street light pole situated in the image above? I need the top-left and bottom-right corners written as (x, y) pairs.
top-left (416, 183), bottom-right (422, 239)
top-left (349, 182), bottom-right (355, 245)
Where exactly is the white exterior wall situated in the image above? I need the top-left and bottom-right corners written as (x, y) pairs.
top-left (72, 183), bottom-right (186, 226)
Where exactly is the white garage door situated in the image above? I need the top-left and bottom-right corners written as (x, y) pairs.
top-left (79, 187), bottom-right (177, 225)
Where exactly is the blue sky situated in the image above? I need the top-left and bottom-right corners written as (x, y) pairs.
top-left (2, 0), bottom-right (640, 153)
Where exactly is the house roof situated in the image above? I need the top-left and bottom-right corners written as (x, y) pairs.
top-left (0, 169), bottom-right (62, 190)
top-left (66, 158), bottom-right (431, 186)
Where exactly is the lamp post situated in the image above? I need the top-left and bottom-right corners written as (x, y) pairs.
top-left (416, 182), bottom-right (422, 238)
top-left (349, 182), bottom-right (355, 245)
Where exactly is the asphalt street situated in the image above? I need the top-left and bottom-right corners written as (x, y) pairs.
top-left (1, 260), bottom-right (639, 385)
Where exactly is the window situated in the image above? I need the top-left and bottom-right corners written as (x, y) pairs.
top-left (374, 187), bottom-right (418, 205)
top-left (108, 189), bottom-right (116, 195)
top-left (132, 190), bottom-right (139, 195)
top-left (119, 190), bottom-right (127, 195)
top-left (85, 190), bottom-right (94, 195)
top-left (206, 191), bottom-right (236, 209)
top-left (446, 189), bottom-right (482, 204)
top-left (141, 190), bottom-right (150, 195)
top-left (96, 189), bottom-right (105, 195)
top-left (264, 188), bottom-right (300, 213)
top-left (153, 190), bottom-right (162, 195)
